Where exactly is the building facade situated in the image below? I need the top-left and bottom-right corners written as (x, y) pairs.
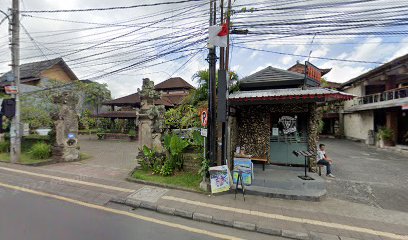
top-left (340, 54), bottom-right (408, 145)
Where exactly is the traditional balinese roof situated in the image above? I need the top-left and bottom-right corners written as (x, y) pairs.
top-left (239, 66), bottom-right (316, 90)
top-left (93, 111), bottom-right (136, 119)
top-left (341, 53), bottom-right (408, 88)
top-left (103, 92), bottom-right (174, 107)
top-left (0, 58), bottom-right (78, 83)
top-left (229, 88), bottom-right (354, 103)
top-left (287, 62), bottom-right (332, 76)
top-left (154, 77), bottom-right (194, 90)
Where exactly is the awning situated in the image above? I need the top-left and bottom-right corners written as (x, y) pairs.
top-left (228, 88), bottom-right (354, 104)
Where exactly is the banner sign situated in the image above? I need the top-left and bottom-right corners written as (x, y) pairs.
top-left (209, 165), bottom-right (232, 193)
top-left (305, 61), bottom-right (321, 82)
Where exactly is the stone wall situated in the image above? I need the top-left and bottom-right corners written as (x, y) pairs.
top-left (307, 103), bottom-right (321, 169)
top-left (183, 152), bottom-right (202, 172)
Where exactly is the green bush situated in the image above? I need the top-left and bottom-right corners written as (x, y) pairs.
top-left (29, 142), bottom-right (51, 159)
top-left (377, 127), bottom-right (394, 141)
top-left (0, 141), bottom-right (10, 153)
top-left (128, 129), bottom-right (136, 137)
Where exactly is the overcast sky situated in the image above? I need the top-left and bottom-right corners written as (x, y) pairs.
top-left (1, 0), bottom-right (407, 98)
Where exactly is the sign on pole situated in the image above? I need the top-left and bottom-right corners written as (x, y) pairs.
top-left (4, 85), bottom-right (18, 94)
top-left (305, 61), bottom-right (322, 82)
top-left (201, 108), bottom-right (208, 127)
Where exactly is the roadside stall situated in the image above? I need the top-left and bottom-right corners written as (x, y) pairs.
top-left (227, 66), bottom-right (354, 169)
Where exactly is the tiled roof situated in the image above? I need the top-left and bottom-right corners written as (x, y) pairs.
top-left (0, 58), bottom-right (78, 82)
top-left (154, 77), bottom-right (194, 90)
top-left (229, 88), bottom-right (355, 102)
top-left (103, 92), bottom-right (174, 107)
top-left (240, 66), bottom-right (305, 85)
top-left (103, 93), bottom-right (140, 106)
top-left (93, 111), bottom-right (137, 118)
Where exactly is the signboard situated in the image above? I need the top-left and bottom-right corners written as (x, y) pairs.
top-left (209, 165), bottom-right (232, 193)
top-left (278, 115), bottom-right (297, 135)
top-left (200, 109), bottom-right (208, 127)
top-left (272, 127), bottom-right (279, 136)
top-left (402, 104), bottom-right (408, 110)
top-left (4, 85), bottom-right (18, 94)
top-left (232, 158), bottom-right (253, 185)
top-left (200, 128), bottom-right (207, 137)
top-left (305, 61), bottom-right (321, 82)
top-left (68, 133), bottom-right (76, 139)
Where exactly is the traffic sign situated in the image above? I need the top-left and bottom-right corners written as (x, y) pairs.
top-left (201, 109), bottom-right (208, 127)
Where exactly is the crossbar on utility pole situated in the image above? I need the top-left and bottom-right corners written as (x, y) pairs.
top-left (10, 0), bottom-right (21, 163)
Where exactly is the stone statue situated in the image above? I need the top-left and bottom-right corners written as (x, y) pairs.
top-left (51, 92), bottom-right (80, 162)
top-left (136, 78), bottom-right (165, 153)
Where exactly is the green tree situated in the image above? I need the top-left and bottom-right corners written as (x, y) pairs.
top-left (75, 81), bottom-right (111, 114)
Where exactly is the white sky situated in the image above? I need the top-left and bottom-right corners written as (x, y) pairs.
top-left (1, 0), bottom-right (407, 98)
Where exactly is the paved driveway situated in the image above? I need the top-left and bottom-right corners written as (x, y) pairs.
top-left (42, 135), bottom-right (139, 180)
top-left (320, 138), bottom-right (408, 212)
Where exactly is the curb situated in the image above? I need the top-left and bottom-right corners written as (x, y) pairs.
top-left (109, 197), bottom-right (342, 240)
top-left (126, 168), bottom-right (209, 195)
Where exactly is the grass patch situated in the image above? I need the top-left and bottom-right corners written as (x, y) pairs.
top-left (131, 169), bottom-right (202, 192)
top-left (79, 152), bottom-right (92, 160)
top-left (0, 152), bottom-right (51, 165)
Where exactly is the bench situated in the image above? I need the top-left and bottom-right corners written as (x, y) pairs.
top-left (250, 157), bottom-right (268, 171)
top-left (317, 164), bottom-right (325, 176)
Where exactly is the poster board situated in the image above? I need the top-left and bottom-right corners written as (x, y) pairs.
top-left (209, 165), bottom-right (232, 194)
top-left (232, 158), bottom-right (253, 185)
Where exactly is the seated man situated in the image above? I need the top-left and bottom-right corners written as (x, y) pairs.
top-left (317, 144), bottom-right (335, 178)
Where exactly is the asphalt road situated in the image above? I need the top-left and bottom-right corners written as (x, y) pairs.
top-left (321, 138), bottom-right (408, 212)
top-left (0, 186), bottom-right (280, 240)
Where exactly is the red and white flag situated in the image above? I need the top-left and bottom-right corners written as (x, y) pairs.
top-left (208, 23), bottom-right (228, 47)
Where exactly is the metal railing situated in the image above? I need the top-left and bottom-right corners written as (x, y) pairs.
top-left (354, 86), bottom-right (408, 106)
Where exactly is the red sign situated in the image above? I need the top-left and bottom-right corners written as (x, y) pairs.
top-left (402, 104), bottom-right (408, 110)
top-left (305, 61), bottom-right (321, 82)
top-left (4, 85), bottom-right (18, 94)
top-left (200, 109), bottom-right (208, 127)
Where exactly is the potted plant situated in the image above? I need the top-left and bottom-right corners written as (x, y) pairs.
top-left (128, 129), bottom-right (136, 141)
top-left (96, 128), bottom-right (105, 140)
top-left (377, 127), bottom-right (394, 147)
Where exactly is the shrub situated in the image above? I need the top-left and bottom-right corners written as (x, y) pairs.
top-left (163, 133), bottom-right (190, 171)
top-left (29, 142), bottom-right (51, 159)
top-left (377, 127), bottom-right (394, 141)
top-left (160, 159), bottom-right (174, 176)
top-left (128, 129), bottom-right (136, 138)
top-left (0, 141), bottom-right (10, 153)
top-left (96, 132), bottom-right (105, 140)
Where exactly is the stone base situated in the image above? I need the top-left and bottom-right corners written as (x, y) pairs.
top-left (200, 178), bottom-right (211, 192)
top-left (53, 145), bottom-right (80, 162)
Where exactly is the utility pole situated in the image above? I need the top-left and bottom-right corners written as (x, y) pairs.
top-left (225, 0), bottom-right (232, 71)
top-left (10, 0), bottom-right (21, 163)
top-left (207, 0), bottom-right (217, 166)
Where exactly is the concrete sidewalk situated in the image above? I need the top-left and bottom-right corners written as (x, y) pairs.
top-left (114, 185), bottom-right (408, 240)
top-left (1, 162), bottom-right (407, 240)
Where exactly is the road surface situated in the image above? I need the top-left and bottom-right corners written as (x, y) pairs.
top-left (0, 185), bottom-right (281, 240)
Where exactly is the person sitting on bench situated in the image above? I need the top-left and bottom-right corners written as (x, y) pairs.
top-left (317, 144), bottom-right (335, 178)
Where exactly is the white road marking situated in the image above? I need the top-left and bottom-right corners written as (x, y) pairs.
top-left (162, 196), bottom-right (408, 240)
top-left (0, 166), bottom-right (134, 193)
top-left (1, 165), bottom-right (407, 239)
top-left (0, 181), bottom-right (244, 240)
